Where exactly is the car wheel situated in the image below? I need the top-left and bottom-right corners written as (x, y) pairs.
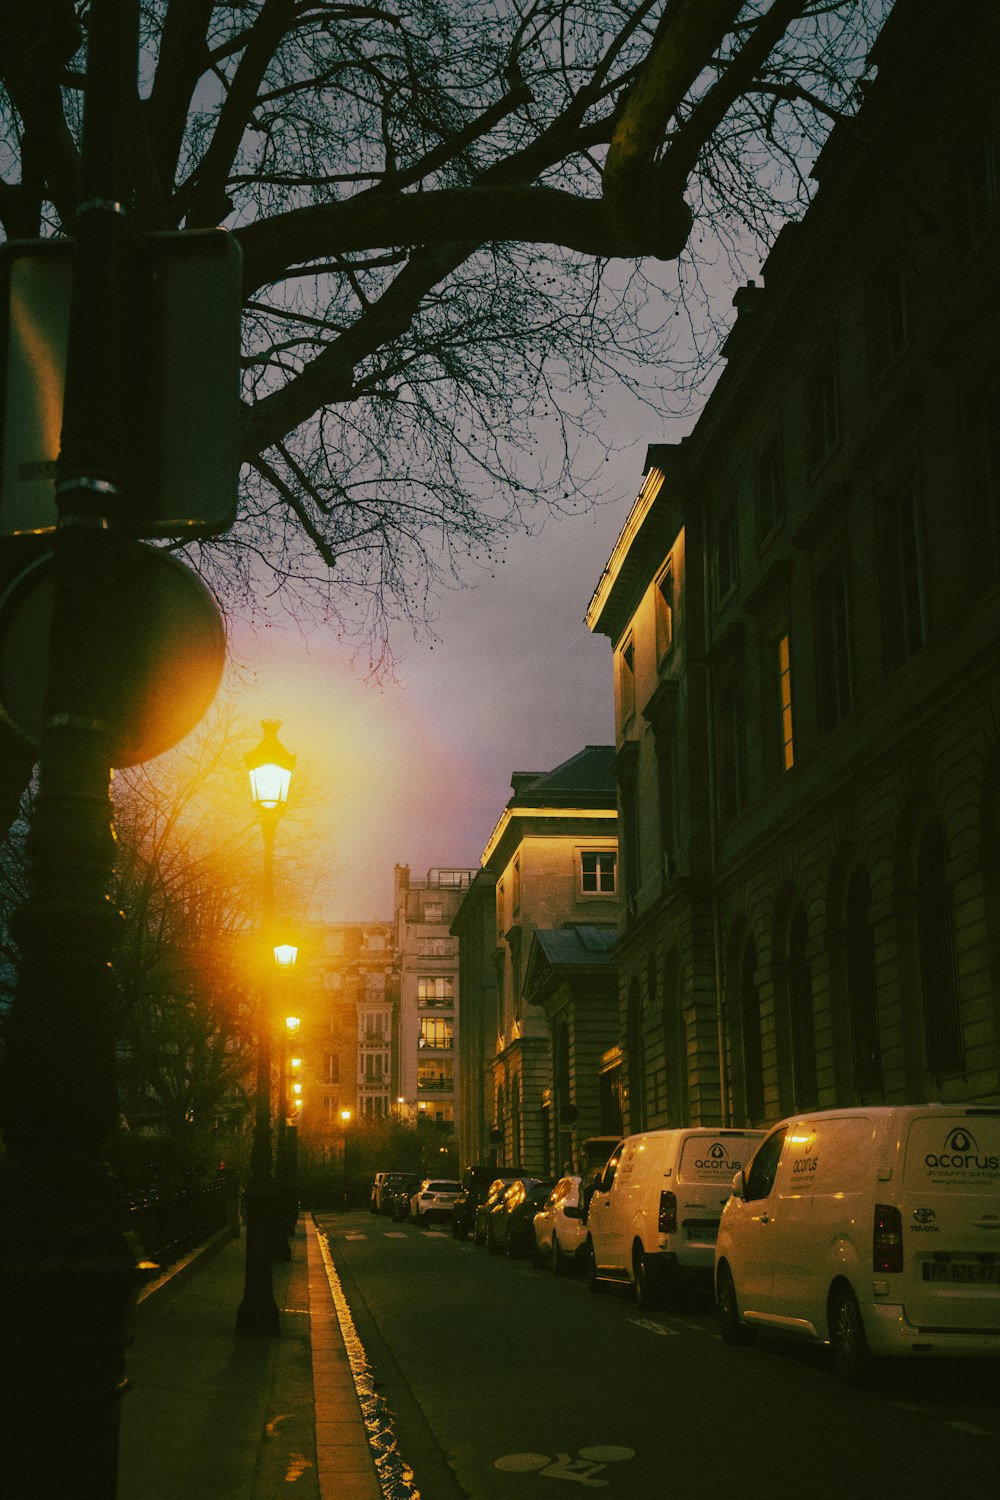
top-left (831, 1285), bottom-right (870, 1386)
top-left (632, 1245), bottom-right (659, 1310)
top-left (551, 1235), bottom-right (565, 1277)
top-left (716, 1262), bottom-right (752, 1345)
top-left (585, 1238), bottom-right (603, 1294)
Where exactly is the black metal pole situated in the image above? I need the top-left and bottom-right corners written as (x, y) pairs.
top-left (0, 4), bottom-right (140, 1494)
top-left (236, 813), bottom-right (280, 1332)
top-left (273, 1019), bottom-right (291, 1260)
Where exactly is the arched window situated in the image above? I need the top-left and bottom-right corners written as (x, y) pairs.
top-left (916, 820), bottom-right (964, 1072)
top-left (740, 939), bottom-right (765, 1121)
top-left (845, 868), bottom-right (882, 1092)
top-left (788, 906), bottom-right (818, 1106)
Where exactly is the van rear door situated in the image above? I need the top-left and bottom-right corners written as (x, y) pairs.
top-left (675, 1131), bottom-right (765, 1250)
top-left (898, 1110), bottom-right (1000, 1331)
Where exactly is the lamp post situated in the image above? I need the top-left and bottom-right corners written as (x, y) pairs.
top-left (275, 968), bottom-right (300, 1244)
top-left (340, 1108), bottom-right (352, 1210)
top-left (237, 720), bottom-right (295, 1335)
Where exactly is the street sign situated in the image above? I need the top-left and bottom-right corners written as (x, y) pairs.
top-left (0, 230), bottom-right (242, 538)
top-left (0, 540), bottom-right (226, 766)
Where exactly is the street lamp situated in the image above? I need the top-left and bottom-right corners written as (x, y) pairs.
top-left (276, 991), bottom-right (301, 1244)
top-left (237, 720), bottom-right (296, 1335)
top-left (340, 1108), bottom-right (352, 1210)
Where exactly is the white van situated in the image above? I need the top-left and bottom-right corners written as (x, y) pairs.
top-left (715, 1104), bottom-right (1000, 1382)
top-left (585, 1127), bottom-right (766, 1307)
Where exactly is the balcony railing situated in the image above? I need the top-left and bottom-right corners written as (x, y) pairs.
top-left (416, 1077), bottom-right (453, 1092)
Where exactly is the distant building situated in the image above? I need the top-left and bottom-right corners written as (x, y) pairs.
top-left (587, 0), bottom-right (1000, 1125)
top-left (393, 864), bottom-right (476, 1138)
top-left (295, 922), bottom-right (396, 1163)
top-left (454, 748), bottom-right (619, 1172)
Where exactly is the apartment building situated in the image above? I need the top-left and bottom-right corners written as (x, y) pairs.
top-left (393, 864), bottom-right (476, 1135)
top-left (587, 0), bottom-right (1000, 1128)
top-left (454, 748), bottom-right (619, 1172)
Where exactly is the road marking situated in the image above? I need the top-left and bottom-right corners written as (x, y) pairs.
top-left (948, 1422), bottom-right (993, 1436)
top-left (344, 1232), bottom-right (367, 1240)
top-left (495, 1446), bottom-right (636, 1486)
top-left (628, 1317), bottom-right (679, 1336)
top-left (384, 1232), bottom-right (407, 1239)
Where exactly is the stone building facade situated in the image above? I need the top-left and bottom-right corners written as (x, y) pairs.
top-left (587, 0), bottom-right (1000, 1129)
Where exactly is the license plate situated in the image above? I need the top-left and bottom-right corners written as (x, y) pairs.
top-left (684, 1222), bottom-right (717, 1242)
top-left (922, 1261), bottom-right (999, 1284)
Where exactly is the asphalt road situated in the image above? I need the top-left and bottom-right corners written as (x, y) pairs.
top-left (317, 1210), bottom-right (1000, 1499)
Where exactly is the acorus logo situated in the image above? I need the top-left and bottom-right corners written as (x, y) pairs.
top-left (694, 1142), bottom-right (740, 1170)
top-left (924, 1126), bottom-right (1000, 1172)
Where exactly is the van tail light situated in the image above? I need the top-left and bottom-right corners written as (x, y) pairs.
top-left (873, 1203), bottom-right (903, 1272)
top-left (658, 1191), bottom-right (677, 1235)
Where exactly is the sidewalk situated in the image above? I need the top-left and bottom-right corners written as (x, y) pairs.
top-left (118, 1218), bottom-right (382, 1500)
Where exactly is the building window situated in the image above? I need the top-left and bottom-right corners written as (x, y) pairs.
top-left (739, 939), bottom-right (765, 1123)
top-left (879, 482), bottom-right (925, 668)
top-left (714, 495), bottom-right (738, 602)
top-left (419, 1017), bottom-right (454, 1050)
top-left (580, 850), bottom-right (617, 895)
top-left (815, 553), bottom-right (854, 731)
top-left (787, 907), bottom-right (817, 1107)
top-left (422, 900), bottom-right (443, 922)
top-left (496, 881), bottom-right (505, 941)
top-left (417, 976), bottom-right (453, 1008)
top-left (655, 562), bottom-right (674, 663)
top-left (805, 348), bottom-right (839, 473)
top-left (717, 674), bottom-right (747, 820)
top-left (845, 868), bottom-right (882, 1093)
top-left (365, 932), bottom-right (385, 950)
top-left (322, 1053), bottom-right (339, 1085)
top-left (417, 1058), bottom-right (453, 1091)
top-left (868, 262), bottom-right (908, 379)
top-left (916, 820), bottom-right (964, 1074)
top-left (965, 366), bottom-right (1000, 589)
top-left (361, 1011), bottom-right (387, 1042)
top-left (512, 855), bottom-right (521, 919)
top-left (755, 432), bottom-right (784, 544)
top-left (619, 636), bottom-right (635, 724)
top-left (777, 632), bottom-right (794, 772)
top-left (953, 117), bottom-right (998, 254)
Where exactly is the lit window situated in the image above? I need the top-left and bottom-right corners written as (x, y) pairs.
top-left (417, 976), bottom-right (454, 1008)
top-left (581, 850), bottom-right (617, 895)
top-left (655, 562), bottom-right (674, 663)
top-left (778, 633), bottom-right (794, 771)
top-left (419, 1018), bottom-right (454, 1049)
top-left (619, 636), bottom-right (635, 723)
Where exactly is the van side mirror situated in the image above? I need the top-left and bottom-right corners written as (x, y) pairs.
top-left (562, 1205), bottom-right (582, 1220)
top-left (730, 1169), bottom-right (746, 1200)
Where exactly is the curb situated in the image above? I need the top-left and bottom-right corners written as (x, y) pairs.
top-left (131, 1224), bottom-right (239, 1320)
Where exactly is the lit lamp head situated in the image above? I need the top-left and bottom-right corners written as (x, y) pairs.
top-left (273, 943), bottom-right (298, 971)
top-left (285, 1014), bottom-right (301, 1035)
top-left (246, 719), bottom-right (296, 812)
top-left (340, 1108), bottom-right (352, 1124)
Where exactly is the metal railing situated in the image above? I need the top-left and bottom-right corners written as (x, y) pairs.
top-left (127, 1173), bottom-right (240, 1269)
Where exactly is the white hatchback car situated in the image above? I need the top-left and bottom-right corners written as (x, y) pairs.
top-left (533, 1175), bottom-right (587, 1275)
top-left (410, 1178), bottom-right (461, 1224)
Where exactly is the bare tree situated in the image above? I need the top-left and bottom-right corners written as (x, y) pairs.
top-left (0, 0), bottom-right (889, 802)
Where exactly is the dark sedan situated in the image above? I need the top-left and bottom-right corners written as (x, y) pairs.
top-left (485, 1177), bottom-right (554, 1258)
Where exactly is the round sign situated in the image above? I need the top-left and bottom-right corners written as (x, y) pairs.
top-left (0, 541), bottom-right (225, 767)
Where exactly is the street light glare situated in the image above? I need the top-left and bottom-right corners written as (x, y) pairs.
top-left (274, 943), bottom-right (298, 969)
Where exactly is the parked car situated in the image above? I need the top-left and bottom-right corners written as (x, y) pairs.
top-left (715, 1104), bottom-right (1000, 1383)
top-left (486, 1178), bottom-right (553, 1257)
top-left (474, 1176), bottom-right (520, 1245)
top-left (372, 1171), bottom-right (418, 1216)
top-left (586, 1127), bottom-right (766, 1307)
top-left (385, 1174), bottom-right (422, 1222)
top-left (409, 1178), bottom-right (461, 1224)
top-left (533, 1175), bottom-right (587, 1274)
top-left (452, 1166), bottom-right (520, 1241)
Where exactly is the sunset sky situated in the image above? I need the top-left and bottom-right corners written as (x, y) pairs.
top-left (227, 410), bottom-right (664, 922)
